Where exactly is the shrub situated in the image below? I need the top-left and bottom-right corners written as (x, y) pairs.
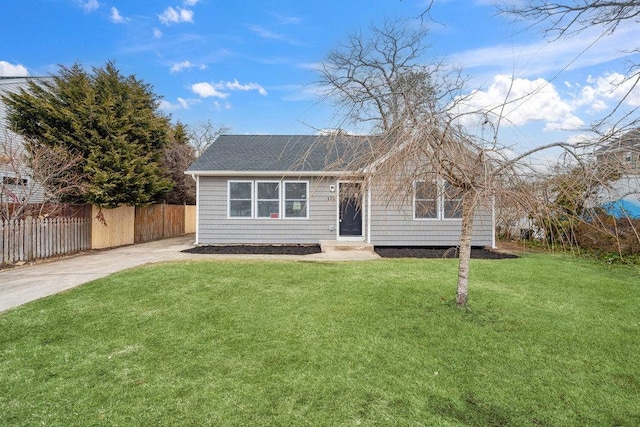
top-left (575, 215), bottom-right (640, 256)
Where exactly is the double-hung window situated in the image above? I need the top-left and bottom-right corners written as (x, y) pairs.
top-left (443, 182), bottom-right (462, 219)
top-left (414, 180), bottom-right (438, 219)
top-left (284, 181), bottom-right (307, 218)
top-left (257, 181), bottom-right (280, 218)
top-left (229, 181), bottom-right (253, 218)
top-left (228, 180), bottom-right (308, 219)
top-left (414, 178), bottom-right (462, 220)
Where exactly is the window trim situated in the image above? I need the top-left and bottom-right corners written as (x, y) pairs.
top-left (227, 179), bottom-right (309, 220)
top-left (227, 180), bottom-right (254, 219)
top-left (2, 176), bottom-right (28, 186)
top-left (283, 180), bottom-right (309, 220)
top-left (255, 180), bottom-right (281, 219)
top-left (413, 179), bottom-right (463, 221)
top-left (413, 180), bottom-right (438, 220)
top-left (442, 181), bottom-right (463, 220)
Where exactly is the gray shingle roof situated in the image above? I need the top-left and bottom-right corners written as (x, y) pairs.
top-left (594, 128), bottom-right (640, 153)
top-left (186, 134), bottom-right (373, 175)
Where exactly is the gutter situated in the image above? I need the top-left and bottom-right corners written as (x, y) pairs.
top-left (184, 170), bottom-right (356, 177)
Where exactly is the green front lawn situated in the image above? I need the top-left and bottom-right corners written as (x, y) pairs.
top-left (1, 255), bottom-right (638, 426)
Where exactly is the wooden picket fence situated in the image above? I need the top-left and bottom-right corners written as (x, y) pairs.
top-left (0, 203), bottom-right (195, 266)
top-left (0, 217), bottom-right (91, 265)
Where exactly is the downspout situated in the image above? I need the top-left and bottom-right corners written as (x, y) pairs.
top-left (492, 193), bottom-right (496, 249)
top-left (191, 173), bottom-right (199, 245)
top-left (367, 179), bottom-right (372, 244)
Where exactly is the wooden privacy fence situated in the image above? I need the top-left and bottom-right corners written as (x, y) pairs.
top-left (134, 204), bottom-right (186, 244)
top-left (0, 217), bottom-right (91, 265)
top-left (1, 203), bottom-right (195, 265)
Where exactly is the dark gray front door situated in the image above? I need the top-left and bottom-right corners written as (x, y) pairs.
top-left (339, 183), bottom-right (362, 237)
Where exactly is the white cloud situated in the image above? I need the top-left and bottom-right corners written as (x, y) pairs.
top-left (0, 61), bottom-right (29, 76)
top-left (566, 133), bottom-right (596, 146)
top-left (248, 25), bottom-right (285, 41)
top-left (159, 7), bottom-right (194, 25)
top-left (158, 100), bottom-right (178, 111)
top-left (454, 68), bottom-right (640, 139)
top-left (158, 97), bottom-right (197, 111)
top-left (80, 0), bottom-right (99, 12)
top-left (191, 80), bottom-right (268, 99)
top-left (558, 71), bottom-right (640, 119)
top-left (213, 101), bottom-right (232, 111)
top-left (298, 62), bottom-right (322, 72)
top-left (226, 79), bottom-right (267, 96)
top-left (456, 74), bottom-right (583, 131)
top-left (247, 24), bottom-right (302, 45)
top-left (153, 28), bottom-right (163, 38)
top-left (183, 0), bottom-right (199, 5)
top-left (170, 60), bottom-right (206, 73)
top-left (192, 82), bottom-right (228, 99)
top-left (110, 7), bottom-right (127, 24)
top-left (586, 72), bottom-right (640, 107)
top-left (543, 115), bottom-right (585, 132)
top-left (451, 25), bottom-right (640, 79)
top-left (171, 60), bottom-right (194, 73)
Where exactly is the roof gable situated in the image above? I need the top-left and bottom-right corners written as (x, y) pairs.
top-left (595, 128), bottom-right (640, 154)
top-left (187, 134), bottom-right (374, 175)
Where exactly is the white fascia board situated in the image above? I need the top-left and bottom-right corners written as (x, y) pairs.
top-left (185, 170), bottom-right (356, 177)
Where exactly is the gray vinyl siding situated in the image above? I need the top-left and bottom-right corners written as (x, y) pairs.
top-left (369, 188), bottom-right (494, 247)
top-left (1, 78), bottom-right (48, 204)
top-left (197, 176), bottom-right (340, 245)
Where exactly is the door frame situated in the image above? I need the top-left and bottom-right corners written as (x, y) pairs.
top-left (337, 180), bottom-right (364, 241)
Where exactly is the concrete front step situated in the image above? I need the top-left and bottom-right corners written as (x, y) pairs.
top-left (319, 240), bottom-right (374, 252)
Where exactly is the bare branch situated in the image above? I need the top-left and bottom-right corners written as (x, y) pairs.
top-left (188, 119), bottom-right (231, 157)
top-left (499, 1), bottom-right (640, 38)
top-left (1, 128), bottom-right (85, 220)
top-left (500, 1), bottom-right (640, 135)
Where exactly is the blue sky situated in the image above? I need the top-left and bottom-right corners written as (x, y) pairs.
top-left (2, 0), bottom-right (639, 153)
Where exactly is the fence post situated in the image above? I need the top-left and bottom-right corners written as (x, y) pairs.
top-left (24, 217), bottom-right (32, 261)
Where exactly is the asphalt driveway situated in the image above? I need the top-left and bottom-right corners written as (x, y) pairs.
top-left (0, 235), bottom-right (379, 313)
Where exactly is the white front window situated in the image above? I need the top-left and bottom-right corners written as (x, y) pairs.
top-left (256, 181), bottom-right (280, 218)
top-left (284, 181), bottom-right (308, 218)
top-left (443, 182), bottom-right (462, 219)
top-left (414, 179), bottom-right (463, 220)
top-left (414, 180), bottom-right (438, 219)
top-left (228, 181), bottom-right (253, 218)
top-left (227, 180), bottom-right (308, 219)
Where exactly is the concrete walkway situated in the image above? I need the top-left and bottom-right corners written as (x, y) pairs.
top-left (0, 235), bottom-right (379, 313)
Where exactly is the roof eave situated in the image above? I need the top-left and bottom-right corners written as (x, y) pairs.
top-left (184, 170), bottom-right (358, 177)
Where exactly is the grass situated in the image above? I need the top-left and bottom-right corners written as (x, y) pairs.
top-left (0, 254), bottom-right (638, 426)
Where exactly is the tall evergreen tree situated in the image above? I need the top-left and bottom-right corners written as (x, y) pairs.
top-left (2, 61), bottom-right (172, 207)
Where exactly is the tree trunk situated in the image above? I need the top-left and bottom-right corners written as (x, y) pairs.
top-left (456, 193), bottom-right (476, 306)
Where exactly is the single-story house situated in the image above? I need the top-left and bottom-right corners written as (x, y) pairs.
top-left (185, 134), bottom-right (495, 248)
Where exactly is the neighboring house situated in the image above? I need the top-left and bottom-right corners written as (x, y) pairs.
top-left (595, 128), bottom-right (640, 174)
top-left (0, 77), bottom-right (48, 205)
top-left (595, 129), bottom-right (640, 219)
top-left (186, 135), bottom-right (495, 247)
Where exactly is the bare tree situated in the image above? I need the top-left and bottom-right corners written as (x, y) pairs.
top-left (188, 119), bottom-right (231, 157)
top-left (499, 1), bottom-right (640, 37)
top-left (495, 1), bottom-right (640, 256)
top-left (161, 122), bottom-right (197, 205)
top-left (1, 128), bottom-right (85, 220)
top-left (318, 18), bottom-right (576, 305)
top-left (499, 1), bottom-right (640, 136)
